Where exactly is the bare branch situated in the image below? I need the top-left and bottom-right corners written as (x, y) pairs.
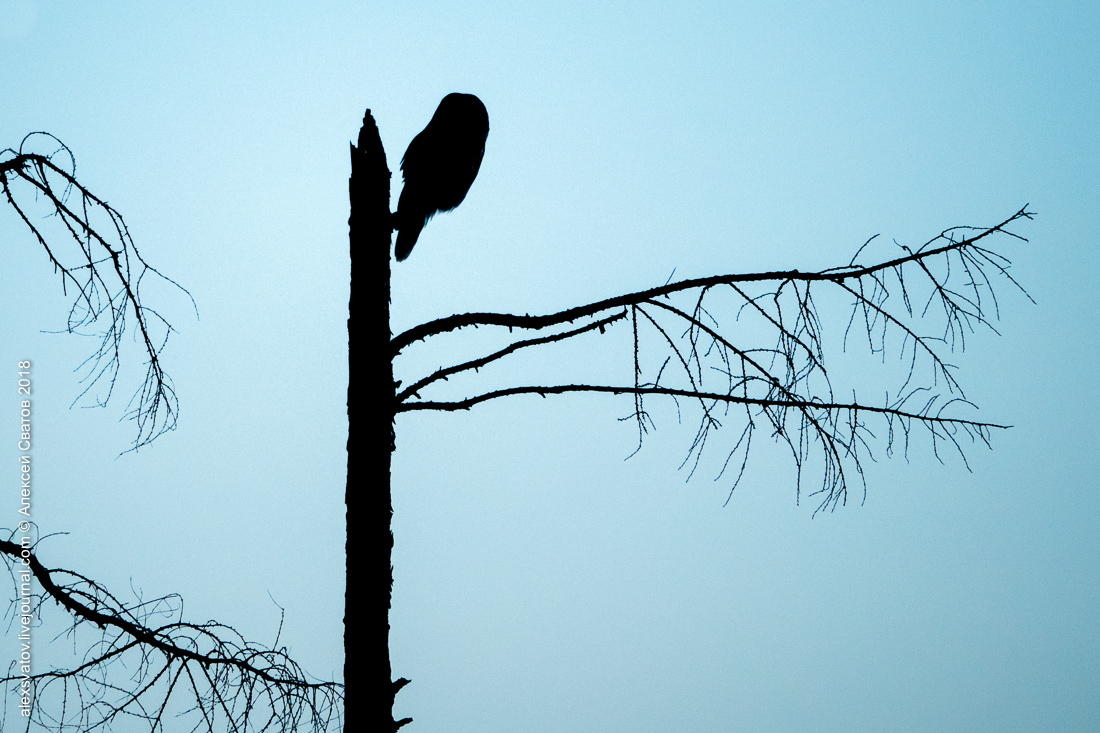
top-left (396, 309), bottom-right (628, 402)
top-left (391, 207), bottom-right (1033, 355)
top-left (0, 537), bottom-right (341, 733)
top-left (394, 208), bottom-right (1032, 512)
top-left (396, 383), bottom-right (1008, 431)
top-left (1, 134), bottom-right (195, 450)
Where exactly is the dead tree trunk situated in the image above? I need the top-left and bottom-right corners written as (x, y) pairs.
top-left (347, 110), bottom-right (409, 731)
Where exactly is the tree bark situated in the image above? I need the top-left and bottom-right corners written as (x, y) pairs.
top-left (347, 110), bottom-right (409, 731)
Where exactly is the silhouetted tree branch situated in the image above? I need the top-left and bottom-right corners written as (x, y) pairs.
top-left (0, 537), bottom-right (342, 732)
top-left (390, 208), bottom-right (1028, 354)
top-left (3, 134), bottom-right (338, 731)
top-left (395, 208), bottom-right (1033, 513)
top-left (0, 133), bottom-right (194, 450)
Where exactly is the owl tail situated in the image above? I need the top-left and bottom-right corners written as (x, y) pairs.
top-left (395, 214), bottom-right (426, 261)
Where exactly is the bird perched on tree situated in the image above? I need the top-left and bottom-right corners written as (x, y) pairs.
top-left (394, 93), bottom-right (489, 261)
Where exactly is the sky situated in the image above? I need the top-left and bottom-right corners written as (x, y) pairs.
top-left (1, 1), bottom-right (1098, 731)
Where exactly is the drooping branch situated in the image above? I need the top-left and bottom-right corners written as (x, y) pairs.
top-left (0, 133), bottom-right (194, 450)
top-left (394, 208), bottom-right (1033, 512)
top-left (0, 537), bottom-right (342, 732)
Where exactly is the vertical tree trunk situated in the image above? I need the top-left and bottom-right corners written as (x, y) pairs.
top-left (347, 111), bottom-right (410, 731)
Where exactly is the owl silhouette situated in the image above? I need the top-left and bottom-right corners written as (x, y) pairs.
top-left (394, 93), bottom-right (489, 261)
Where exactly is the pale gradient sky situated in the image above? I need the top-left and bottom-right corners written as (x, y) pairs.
top-left (2, 2), bottom-right (1099, 731)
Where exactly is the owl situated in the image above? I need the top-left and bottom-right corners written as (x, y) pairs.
top-left (394, 93), bottom-right (489, 261)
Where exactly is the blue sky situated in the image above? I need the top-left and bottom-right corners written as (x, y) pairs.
top-left (2, 1), bottom-right (1098, 731)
